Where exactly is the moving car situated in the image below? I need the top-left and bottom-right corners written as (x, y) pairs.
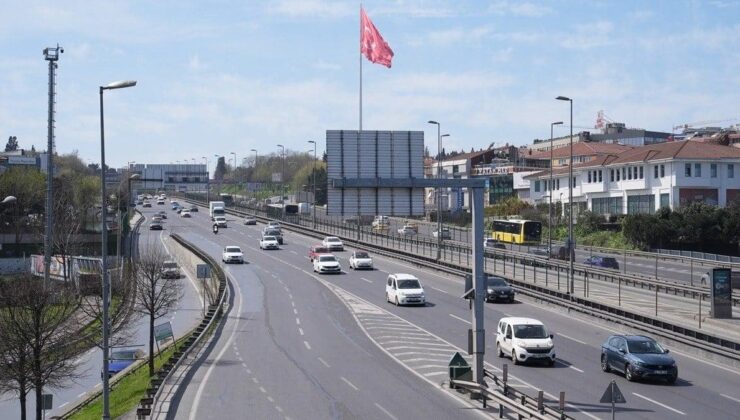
top-left (309, 245), bottom-right (329, 262)
top-left (107, 349), bottom-right (145, 377)
top-left (484, 238), bottom-right (506, 250)
top-left (189, 205), bottom-right (198, 212)
top-left (259, 235), bottom-right (280, 250)
top-left (222, 246), bottom-right (244, 264)
top-left (432, 227), bottom-right (451, 240)
top-left (584, 256), bottom-right (620, 270)
top-left (157, 211), bottom-right (167, 219)
top-left (385, 274), bottom-right (426, 306)
top-left (322, 236), bottom-right (344, 251)
top-left (313, 254), bottom-right (341, 274)
top-left (348, 251), bottom-right (373, 270)
top-left (214, 216), bottom-right (227, 227)
top-left (152, 216), bottom-right (163, 223)
top-left (143, 201), bottom-right (152, 208)
top-left (486, 276), bottom-right (515, 303)
top-left (496, 317), bottom-right (555, 366)
top-left (157, 199), bottom-right (165, 205)
top-left (149, 221), bottom-right (163, 230)
top-left (161, 260), bottom-right (181, 279)
top-left (171, 202), bottom-right (180, 210)
top-left (267, 220), bottom-right (282, 231)
top-left (180, 209), bottom-right (192, 218)
top-left (244, 216), bottom-right (257, 225)
top-left (263, 228), bottom-right (283, 244)
top-left (136, 200), bottom-right (143, 205)
top-left (397, 225), bottom-right (417, 236)
top-left (601, 335), bottom-right (677, 383)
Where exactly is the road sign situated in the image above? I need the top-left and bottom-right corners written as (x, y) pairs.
top-left (154, 321), bottom-right (174, 344)
top-left (711, 268), bottom-right (732, 318)
top-left (197, 264), bottom-right (211, 279)
top-left (600, 380), bottom-right (626, 419)
top-left (42, 393), bottom-right (53, 410)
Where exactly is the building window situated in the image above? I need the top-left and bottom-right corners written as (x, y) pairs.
top-left (534, 180), bottom-right (540, 192)
top-left (588, 171), bottom-right (591, 183)
top-left (654, 165), bottom-right (659, 178)
top-left (557, 179), bottom-right (560, 189)
top-left (627, 194), bottom-right (655, 215)
top-left (660, 164), bottom-right (665, 178)
top-left (710, 163), bottom-right (717, 178)
top-left (685, 163), bottom-right (691, 177)
top-left (573, 177), bottom-right (576, 188)
top-left (592, 197), bottom-right (623, 215)
top-left (622, 167), bottom-right (626, 180)
top-left (598, 170), bottom-right (602, 182)
top-left (730, 164), bottom-right (735, 178)
top-left (694, 163), bottom-right (701, 177)
top-left (616, 169), bottom-right (620, 181)
top-left (639, 166), bottom-right (643, 179)
top-left (628, 167), bottom-right (632, 180)
top-left (660, 193), bottom-right (669, 209)
top-left (610, 169), bottom-right (614, 182)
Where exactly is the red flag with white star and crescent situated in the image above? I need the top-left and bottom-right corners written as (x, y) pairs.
top-left (360, 7), bottom-right (394, 68)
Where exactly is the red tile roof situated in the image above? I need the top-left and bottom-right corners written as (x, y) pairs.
top-left (528, 142), bottom-right (633, 159)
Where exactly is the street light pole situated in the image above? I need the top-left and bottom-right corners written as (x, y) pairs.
top-left (428, 120), bottom-right (442, 260)
top-left (100, 79), bottom-right (136, 420)
top-left (549, 121), bottom-right (563, 256)
top-left (556, 96), bottom-right (574, 296)
top-left (308, 141), bottom-right (317, 228)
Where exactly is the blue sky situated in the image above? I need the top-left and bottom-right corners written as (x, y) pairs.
top-left (1, 0), bottom-right (739, 169)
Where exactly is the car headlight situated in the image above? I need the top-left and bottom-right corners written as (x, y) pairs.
top-left (632, 359), bottom-right (646, 367)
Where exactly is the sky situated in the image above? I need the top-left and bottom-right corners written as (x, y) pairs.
top-left (1, 0), bottom-right (739, 171)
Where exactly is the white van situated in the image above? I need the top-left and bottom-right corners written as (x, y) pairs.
top-left (496, 317), bottom-right (555, 366)
top-left (385, 274), bottom-right (426, 306)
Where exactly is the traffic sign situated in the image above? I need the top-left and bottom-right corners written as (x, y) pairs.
top-left (197, 264), bottom-right (210, 279)
top-left (599, 380), bottom-right (626, 403)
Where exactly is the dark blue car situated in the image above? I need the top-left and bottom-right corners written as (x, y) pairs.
top-left (584, 256), bottom-right (620, 270)
top-left (107, 349), bottom-right (145, 377)
top-left (601, 335), bottom-right (677, 384)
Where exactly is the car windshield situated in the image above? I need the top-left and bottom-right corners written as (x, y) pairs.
top-left (263, 236), bottom-right (276, 241)
top-left (225, 247), bottom-right (241, 253)
top-left (216, 217), bottom-right (225, 221)
top-left (111, 350), bottom-right (137, 360)
top-left (319, 256), bottom-right (336, 262)
top-left (514, 324), bottom-right (548, 339)
top-left (266, 230), bottom-right (280, 235)
top-left (397, 279), bottom-right (421, 289)
top-left (355, 252), bottom-right (369, 258)
top-left (487, 277), bottom-right (508, 287)
top-left (627, 339), bottom-right (665, 354)
top-left (326, 237), bottom-right (340, 243)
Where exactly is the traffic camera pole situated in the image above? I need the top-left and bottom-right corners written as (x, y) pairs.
top-left (471, 187), bottom-right (485, 388)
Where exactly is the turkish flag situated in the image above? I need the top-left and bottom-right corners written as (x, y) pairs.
top-left (360, 7), bottom-right (394, 68)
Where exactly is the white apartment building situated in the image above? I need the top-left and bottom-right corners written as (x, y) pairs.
top-left (527, 141), bottom-right (740, 216)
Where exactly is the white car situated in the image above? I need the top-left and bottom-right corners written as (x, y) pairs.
top-left (313, 254), bottom-right (341, 274)
top-left (496, 317), bottom-right (555, 366)
top-left (156, 199), bottom-right (165, 205)
top-left (259, 235), bottom-right (280, 250)
top-left (348, 251), bottom-right (373, 270)
top-left (322, 236), bottom-right (344, 251)
top-left (385, 274), bottom-right (426, 306)
top-left (180, 209), bottom-right (191, 218)
top-left (222, 246), bottom-right (244, 264)
top-left (214, 216), bottom-right (227, 227)
top-left (267, 220), bottom-right (282, 231)
top-left (397, 226), bottom-right (417, 236)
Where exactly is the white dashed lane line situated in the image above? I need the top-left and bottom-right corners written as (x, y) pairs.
top-left (632, 392), bottom-right (686, 416)
top-left (317, 357), bottom-right (331, 368)
top-left (721, 394), bottom-right (740, 404)
top-left (303, 341), bottom-right (312, 350)
top-left (448, 313), bottom-right (471, 325)
top-left (340, 376), bottom-right (359, 391)
top-left (557, 333), bottom-right (588, 345)
top-left (298, 328), bottom-right (304, 335)
top-left (430, 286), bottom-right (449, 294)
top-left (360, 277), bottom-right (373, 283)
top-left (374, 402), bottom-right (399, 420)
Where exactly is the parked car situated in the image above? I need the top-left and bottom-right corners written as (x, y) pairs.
top-left (214, 216), bottom-right (227, 227)
top-left (313, 254), bottom-right (341, 274)
top-left (161, 260), bottom-right (181, 279)
top-left (432, 227), bottom-right (451, 240)
top-left (180, 209), bottom-right (192, 218)
top-left (496, 317), bottom-right (555, 366)
top-left (486, 276), bottom-right (515, 303)
top-left (385, 274), bottom-right (426, 306)
top-left (309, 245), bottom-right (329, 262)
top-left (349, 251), bottom-right (373, 270)
top-left (189, 205), bottom-right (198, 212)
top-left (149, 221), bottom-right (163, 230)
top-left (484, 238), bottom-right (506, 250)
top-left (222, 246), bottom-right (244, 264)
top-left (263, 228), bottom-right (283, 244)
top-left (601, 335), bottom-right (677, 384)
top-left (107, 349), bottom-right (145, 377)
top-left (397, 225), bottom-right (417, 236)
top-left (322, 236), bottom-right (344, 251)
top-left (584, 256), bottom-right (620, 270)
top-left (244, 216), bottom-right (257, 225)
top-left (259, 235), bottom-right (280, 250)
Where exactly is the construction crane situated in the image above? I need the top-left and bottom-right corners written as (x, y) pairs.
top-left (673, 118), bottom-right (737, 132)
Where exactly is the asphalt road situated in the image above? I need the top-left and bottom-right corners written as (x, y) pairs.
top-left (165, 205), bottom-right (740, 420)
top-left (0, 207), bottom-right (203, 420)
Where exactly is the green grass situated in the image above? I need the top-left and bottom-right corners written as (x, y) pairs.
top-left (68, 338), bottom-right (185, 420)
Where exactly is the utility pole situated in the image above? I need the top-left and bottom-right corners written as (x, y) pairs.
top-left (43, 44), bottom-right (62, 287)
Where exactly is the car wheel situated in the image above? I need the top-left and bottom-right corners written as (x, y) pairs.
top-left (547, 358), bottom-right (555, 367)
top-left (601, 354), bottom-right (610, 372)
top-left (496, 343), bottom-right (504, 358)
top-left (625, 364), bottom-right (635, 382)
top-left (512, 350), bottom-right (519, 365)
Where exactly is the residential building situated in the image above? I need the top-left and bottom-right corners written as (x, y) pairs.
top-left (527, 122), bottom-right (672, 153)
top-left (526, 142), bottom-right (633, 168)
top-left (527, 140), bottom-right (740, 216)
top-left (129, 163), bottom-right (208, 193)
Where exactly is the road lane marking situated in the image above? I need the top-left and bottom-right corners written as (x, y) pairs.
top-left (721, 394), bottom-right (740, 404)
top-left (298, 328), bottom-right (304, 336)
top-left (59, 402), bottom-right (69, 408)
top-left (449, 313), bottom-right (472, 325)
top-left (361, 277), bottom-right (373, 283)
top-left (303, 340), bottom-right (312, 350)
top-left (293, 308), bottom-right (298, 315)
top-left (557, 333), bottom-right (588, 345)
top-left (267, 396), bottom-right (274, 403)
top-left (252, 377), bottom-right (259, 384)
top-left (291, 301), bottom-right (295, 307)
top-left (77, 392), bottom-right (86, 398)
top-left (241, 362), bottom-right (247, 368)
top-left (259, 386), bottom-right (267, 393)
top-left (296, 317), bottom-right (301, 325)
top-left (275, 406), bottom-right (283, 413)
top-left (374, 403), bottom-right (399, 420)
top-left (317, 357), bottom-right (331, 368)
top-left (290, 250), bottom-right (298, 255)
top-left (341, 376), bottom-right (359, 391)
top-left (430, 286), bottom-right (449, 294)
top-left (632, 392), bottom-right (686, 415)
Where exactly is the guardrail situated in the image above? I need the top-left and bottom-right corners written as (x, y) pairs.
top-left (652, 247), bottom-right (740, 264)
top-left (135, 233), bottom-right (229, 418)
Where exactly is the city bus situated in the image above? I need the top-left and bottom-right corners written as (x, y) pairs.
top-left (219, 193), bottom-right (234, 206)
top-left (490, 219), bottom-right (542, 245)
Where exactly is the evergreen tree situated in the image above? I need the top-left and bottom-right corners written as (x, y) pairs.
top-left (214, 156), bottom-right (227, 180)
top-left (5, 136), bottom-right (18, 152)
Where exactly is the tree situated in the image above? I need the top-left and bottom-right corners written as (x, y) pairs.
top-left (214, 156), bottom-right (227, 181)
top-left (0, 167), bottom-right (45, 252)
top-left (5, 136), bottom-right (19, 152)
top-left (134, 241), bottom-right (183, 376)
top-left (0, 276), bottom-right (83, 420)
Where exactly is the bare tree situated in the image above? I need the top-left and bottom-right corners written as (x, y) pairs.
top-left (0, 276), bottom-right (84, 420)
top-left (134, 241), bottom-right (183, 376)
top-left (0, 320), bottom-right (32, 420)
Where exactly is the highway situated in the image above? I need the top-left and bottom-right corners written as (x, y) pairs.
top-left (0, 209), bottom-right (203, 419)
top-left (162, 204), bottom-right (740, 419)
